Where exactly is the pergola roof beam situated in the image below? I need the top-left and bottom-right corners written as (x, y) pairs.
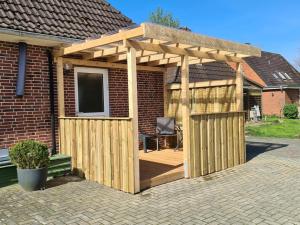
top-left (141, 23), bottom-right (261, 57)
top-left (63, 26), bottom-right (144, 55)
top-left (125, 40), bottom-right (243, 63)
top-left (62, 58), bottom-right (166, 72)
top-left (60, 22), bottom-right (261, 68)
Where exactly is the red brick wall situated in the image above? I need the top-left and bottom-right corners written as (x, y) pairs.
top-left (262, 89), bottom-right (300, 116)
top-left (0, 41), bottom-right (164, 149)
top-left (262, 90), bottom-right (286, 116)
top-left (65, 67), bottom-right (164, 134)
top-left (0, 41), bottom-right (54, 148)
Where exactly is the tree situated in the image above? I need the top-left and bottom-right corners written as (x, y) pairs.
top-left (149, 7), bottom-right (180, 28)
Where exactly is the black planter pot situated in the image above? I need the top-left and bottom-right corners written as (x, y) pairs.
top-left (17, 167), bottom-right (48, 191)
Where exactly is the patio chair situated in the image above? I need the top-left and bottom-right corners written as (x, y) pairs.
top-left (0, 149), bottom-right (10, 167)
top-left (156, 117), bottom-right (182, 151)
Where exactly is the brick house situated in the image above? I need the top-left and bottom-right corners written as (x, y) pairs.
top-left (0, 0), bottom-right (164, 151)
top-left (243, 51), bottom-right (300, 116)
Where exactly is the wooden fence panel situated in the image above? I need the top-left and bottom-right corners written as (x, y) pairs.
top-left (59, 117), bottom-right (136, 193)
top-left (190, 112), bottom-right (245, 177)
top-left (167, 84), bottom-right (236, 123)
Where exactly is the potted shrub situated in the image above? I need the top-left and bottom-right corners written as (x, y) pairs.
top-left (9, 140), bottom-right (50, 191)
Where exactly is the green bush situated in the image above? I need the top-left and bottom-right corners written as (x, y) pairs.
top-left (283, 104), bottom-right (299, 119)
top-left (9, 140), bottom-right (50, 169)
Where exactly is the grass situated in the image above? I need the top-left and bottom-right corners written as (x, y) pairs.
top-left (246, 116), bottom-right (300, 139)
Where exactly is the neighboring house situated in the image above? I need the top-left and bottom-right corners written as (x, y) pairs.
top-left (244, 51), bottom-right (300, 116)
top-left (0, 0), bottom-right (164, 150)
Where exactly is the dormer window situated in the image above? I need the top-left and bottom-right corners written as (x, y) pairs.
top-left (277, 72), bottom-right (286, 80)
top-left (284, 72), bottom-right (292, 80)
top-left (272, 73), bottom-right (279, 79)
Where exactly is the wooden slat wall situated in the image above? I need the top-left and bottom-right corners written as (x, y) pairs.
top-left (189, 112), bottom-right (245, 177)
top-left (167, 85), bottom-right (236, 123)
top-left (59, 117), bottom-right (136, 193)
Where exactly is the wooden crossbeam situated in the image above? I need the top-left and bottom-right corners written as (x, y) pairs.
top-left (62, 26), bottom-right (144, 55)
top-left (61, 58), bottom-right (166, 72)
top-left (142, 23), bottom-right (261, 57)
top-left (147, 56), bottom-right (182, 66)
top-left (83, 46), bottom-right (128, 60)
top-left (107, 40), bottom-right (175, 63)
top-left (107, 50), bottom-right (158, 62)
top-left (138, 53), bottom-right (171, 64)
top-left (168, 79), bottom-right (236, 90)
top-left (147, 56), bottom-right (215, 67)
top-left (125, 40), bottom-right (243, 63)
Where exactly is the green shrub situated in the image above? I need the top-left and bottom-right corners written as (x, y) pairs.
top-left (283, 104), bottom-right (299, 119)
top-left (9, 140), bottom-right (49, 169)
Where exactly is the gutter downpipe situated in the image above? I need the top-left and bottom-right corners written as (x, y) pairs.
top-left (47, 50), bottom-right (56, 155)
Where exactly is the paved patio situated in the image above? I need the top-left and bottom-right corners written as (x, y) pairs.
top-left (1, 137), bottom-right (300, 225)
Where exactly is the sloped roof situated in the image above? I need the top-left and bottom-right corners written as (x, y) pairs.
top-left (227, 62), bottom-right (266, 87)
top-left (0, 0), bottom-right (133, 40)
top-left (244, 51), bottom-right (300, 88)
top-left (167, 61), bottom-right (236, 84)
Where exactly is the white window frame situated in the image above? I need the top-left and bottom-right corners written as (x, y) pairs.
top-left (74, 67), bottom-right (109, 117)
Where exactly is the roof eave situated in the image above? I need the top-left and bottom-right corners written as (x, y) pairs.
top-left (0, 28), bottom-right (80, 47)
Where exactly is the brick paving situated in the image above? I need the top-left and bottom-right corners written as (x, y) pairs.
top-left (0, 137), bottom-right (300, 225)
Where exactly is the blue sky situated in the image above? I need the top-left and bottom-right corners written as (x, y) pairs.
top-left (108, 0), bottom-right (300, 68)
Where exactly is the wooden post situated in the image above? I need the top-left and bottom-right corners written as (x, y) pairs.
top-left (181, 55), bottom-right (191, 178)
top-left (56, 57), bottom-right (65, 117)
top-left (127, 47), bottom-right (140, 193)
top-left (236, 62), bottom-right (243, 112)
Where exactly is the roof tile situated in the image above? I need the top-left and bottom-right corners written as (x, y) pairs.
top-left (0, 0), bottom-right (133, 40)
top-left (245, 51), bottom-right (300, 87)
top-left (168, 62), bottom-right (236, 84)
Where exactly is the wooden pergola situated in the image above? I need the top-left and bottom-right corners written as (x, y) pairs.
top-left (56, 23), bottom-right (261, 193)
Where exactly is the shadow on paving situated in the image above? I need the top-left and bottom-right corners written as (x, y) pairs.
top-left (246, 141), bottom-right (288, 161)
top-left (46, 176), bottom-right (83, 189)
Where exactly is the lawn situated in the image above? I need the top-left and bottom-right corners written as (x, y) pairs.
top-left (246, 117), bottom-right (300, 139)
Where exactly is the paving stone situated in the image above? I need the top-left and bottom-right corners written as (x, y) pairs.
top-left (0, 137), bottom-right (299, 224)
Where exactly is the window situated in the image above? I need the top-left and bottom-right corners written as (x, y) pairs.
top-left (272, 73), bottom-right (279, 79)
top-left (284, 72), bottom-right (292, 80)
top-left (277, 72), bottom-right (286, 80)
top-left (74, 67), bottom-right (109, 116)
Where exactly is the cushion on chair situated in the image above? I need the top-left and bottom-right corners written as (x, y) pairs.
top-left (156, 117), bottom-right (175, 135)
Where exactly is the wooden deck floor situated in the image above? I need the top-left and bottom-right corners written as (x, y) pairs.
top-left (139, 149), bottom-right (184, 190)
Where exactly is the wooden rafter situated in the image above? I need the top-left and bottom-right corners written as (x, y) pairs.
top-left (60, 22), bottom-right (261, 68)
top-left (83, 46), bottom-right (127, 60)
top-left (61, 58), bottom-right (166, 72)
top-left (125, 40), bottom-right (243, 63)
top-left (147, 56), bottom-right (215, 67)
top-left (106, 50), bottom-right (157, 62)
